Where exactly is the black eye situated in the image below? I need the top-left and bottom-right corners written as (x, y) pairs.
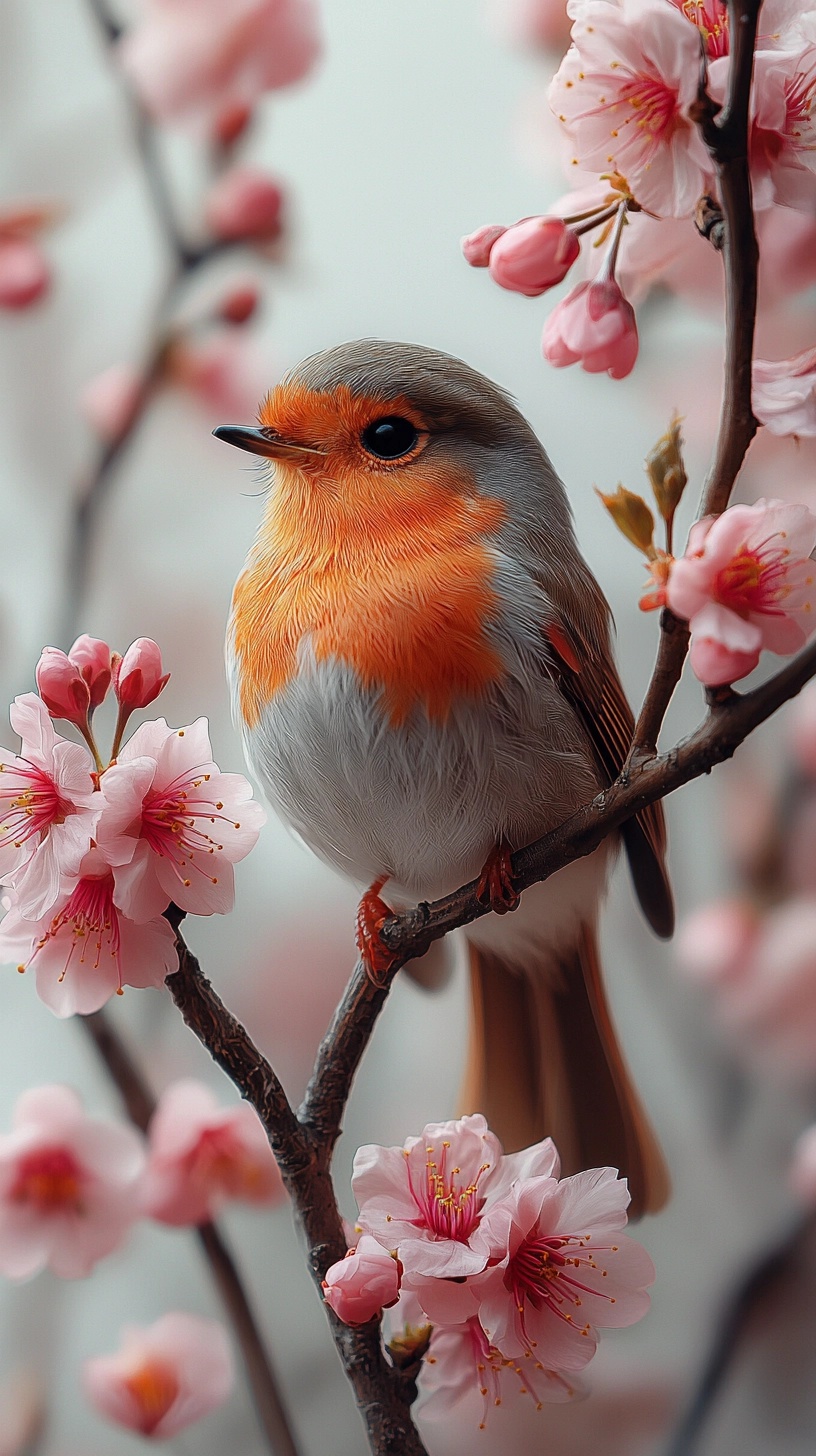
top-left (360, 416), bottom-right (420, 460)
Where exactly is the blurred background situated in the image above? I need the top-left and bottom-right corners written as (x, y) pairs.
top-left (1, 0), bottom-right (815, 1452)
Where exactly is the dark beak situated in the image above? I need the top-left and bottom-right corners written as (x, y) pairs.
top-left (212, 424), bottom-right (324, 460)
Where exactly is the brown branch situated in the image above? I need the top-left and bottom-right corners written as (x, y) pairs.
top-left (628, 0), bottom-right (761, 760)
top-left (81, 1009), bottom-right (304, 1456)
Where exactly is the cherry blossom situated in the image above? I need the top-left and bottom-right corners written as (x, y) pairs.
top-left (80, 365), bottom-right (144, 444)
top-left (487, 0), bottom-right (573, 54)
top-left (97, 717), bottom-right (265, 918)
top-left (35, 649), bottom-right (90, 728)
top-left (0, 694), bottom-right (99, 921)
top-left (675, 899), bottom-right (760, 986)
top-left (204, 167), bottom-right (284, 243)
top-left (83, 1312), bottom-right (234, 1438)
top-left (549, 0), bottom-right (712, 216)
top-left (322, 1236), bottom-right (402, 1325)
top-left (68, 636), bottom-right (113, 711)
top-left (0, 1085), bottom-right (144, 1280)
top-left (488, 217), bottom-right (580, 296)
top-left (119, 0), bottom-right (321, 127)
top-left (753, 348), bottom-right (816, 438)
top-left (352, 1115), bottom-right (559, 1288)
top-left (474, 1168), bottom-right (654, 1370)
top-left (666, 500), bottom-right (816, 685)
top-left (713, 898), bottom-right (816, 1077)
top-left (543, 277), bottom-right (638, 378)
top-left (416, 1315), bottom-right (581, 1423)
top-left (710, 46), bottom-right (816, 213)
top-left (0, 849), bottom-right (178, 1017)
top-left (113, 638), bottom-right (170, 714)
top-left (166, 332), bottom-right (269, 421)
top-left (143, 1078), bottom-right (282, 1225)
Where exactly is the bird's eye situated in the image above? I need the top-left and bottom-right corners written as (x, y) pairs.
top-left (360, 416), bottom-right (420, 460)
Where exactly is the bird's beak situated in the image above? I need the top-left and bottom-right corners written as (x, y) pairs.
top-left (212, 424), bottom-right (325, 460)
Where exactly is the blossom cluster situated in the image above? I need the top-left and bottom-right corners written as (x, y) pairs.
top-left (322, 1115), bottom-right (653, 1422)
top-left (0, 635), bottom-right (264, 1016)
top-left (463, 0), bottom-right (816, 398)
top-left (0, 1078), bottom-right (283, 1435)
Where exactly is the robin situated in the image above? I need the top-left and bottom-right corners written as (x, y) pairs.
top-left (216, 339), bottom-right (672, 1215)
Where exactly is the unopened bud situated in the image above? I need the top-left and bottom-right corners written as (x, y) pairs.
top-left (212, 100), bottom-right (253, 149)
top-left (489, 217), bottom-right (580, 297)
top-left (205, 168), bottom-right (284, 243)
top-left (646, 413), bottom-right (687, 523)
top-left (596, 485), bottom-right (655, 555)
top-left (113, 638), bottom-right (169, 711)
top-left (219, 283), bottom-right (261, 326)
top-left (461, 224), bottom-right (507, 268)
top-left (68, 635), bottom-right (112, 711)
top-left (35, 647), bottom-right (91, 726)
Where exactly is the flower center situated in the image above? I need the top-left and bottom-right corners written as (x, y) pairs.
top-left (26, 872), bottom-right (121, 985)
top-left (0, 760), bottom-right (67, 852)
top-left (139, 766), bottom-right (239, 892)
top-left (669, 0), bottom-right (728, 58)
top-left (506, 1232), bottom-right (616, 1350)
top-left (188, 1126), bottom-right (266, 1199)
top-left (619, 74), bottom-right (680, 142)
top-left (11, 1146), bottom-right (83, 1212)
top-left (410, 1140), bottom-right (490, 1242)
top-left (123, 1359), bottom-right (180, 1434)
top-left (715, 544), bottom-right (789, 616)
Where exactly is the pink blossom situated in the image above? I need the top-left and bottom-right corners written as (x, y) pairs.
top-left (0, 239), bottom-right (50, 311)
top-left (143, 1078), bottom-right (282, 1225)
top-left (0, 848), bottom-right (178, 1017)
top-left (322, 1236), bottom-right (402, 1325)
top-left (710, 47), bottom-right (816, 212)
top-left (68, 636), bottom-right (113, 712)
top-left (715, 898), bottom-right (816, 1077)
top-left (352, 1115), bottom-right (559, 1288)
top-left (488, 217), bottom-right (580, 297)
top-left (666, 0), bottom-right (729, 58)
top-left (113, 638), bottom-right (169, 713)
top-left (474, 1168), bottom-right (653, 1371)
top-left (80, 365), bottom-right (144, 444)
top-left (542, 278), bottom-right (638, 378)
top-left (219, 281), bottom-right (261, 325)
top-left (549, 0), bottom-right (712, 216)
top-left (167, 333), bottom-right (269, 421)
top-left (675, 900), bottom-right (759, 986)
top-left (790, 1123), bottom-right (816, 1206)
top-left (666, 499), bottom-right (816, 685)
top-left (119, 0), bottom-right (321, 126)
top-left (753, 348), bottom-right (816, 438)
top-left (0, 694), bottom-right (99, 921)
top-left (204, 167), bottom-right (284, 242)
top-left (788, 679), bottom-right (816, 776)
top-left (83, 1312), bottom-right (234, 1438)
top-left (416, 1315), bottom-right (580, 1421)
top-left (461, 223), bottom-right (508, 268)
top-left (487, 0), bottom-right (573, 54)
top-left (97, 717), bottom-right (265, 918)
top-left (0, 1085), bottom-right (144, 1280)
top-left (35, 648), bottom-right (90, 728)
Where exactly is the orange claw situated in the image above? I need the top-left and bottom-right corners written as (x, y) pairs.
top-left (476, 841), bottom-right (520, 915)
top-left (356, 876), bottom-right (398, 985)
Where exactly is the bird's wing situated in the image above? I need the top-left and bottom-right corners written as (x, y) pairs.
top-left (544, 620), bottom-right (675, 939)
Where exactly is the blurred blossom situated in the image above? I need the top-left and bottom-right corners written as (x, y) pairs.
top-left (710, 47), bottom-right (816, 213)
top-left (144, 1079), bottom-right (282, 1225)
top-left (0, 239), bottom-right (50, 311)
top-left (666, 500), bottom-right (816, 686)
top-left (167, 332), bottom-right (269, 420)
top-left (0, 1085), bottom-right (144, 1280)
top-left (753, 348), bottom-right (816, 438)
top-left (83, 1312), bottom-right (234, 1438)
top-left (488, 217), bottom-right (579, 296)
top-left (218, 280), bottom-right (262, 324)
top-left (790, 1123), bottom-right (816, 1206)
top-left (80, 364), bottom-right (144, 444)
top-left (322, 1236), bottom-right (401, 1324)
top-left (676, 899), bottom-right (759, 986)
top-left (0, 1370), bottom-right (44, 1456)
top-left (119, 0), bottom-right (321, 126)
top-left (543, 278), bottom-right (638, 379)
top-left (789, 681), bottom-right (816, 778)
top-left (204, 167), bottom-right (284, 243)
top-left (486, 0), bottom-right (572, 54)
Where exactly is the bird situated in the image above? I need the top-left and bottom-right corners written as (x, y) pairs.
top-left (216, 338), bottom-right (673, 1216)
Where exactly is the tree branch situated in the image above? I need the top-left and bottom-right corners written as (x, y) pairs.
top-left (81, 1009), bottom-right (304, 1456)
top-left (628, 0), bottom-right (761, 759)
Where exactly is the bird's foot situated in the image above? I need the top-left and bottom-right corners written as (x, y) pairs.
top-left (356, 877), bottom-right (398, 985)
top-left (476, 841), bottom-right (520, 914)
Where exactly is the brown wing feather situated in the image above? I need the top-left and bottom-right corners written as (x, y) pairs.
top-left (545, 625), bottom-right (675, 939)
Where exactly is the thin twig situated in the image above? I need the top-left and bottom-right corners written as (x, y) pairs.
top-left (628, 0), bottom-right (762, 760)
top-left (664, 1213), bottom-right (813, 1456)
top-left (81, 1010), bottom-right (304, 1456)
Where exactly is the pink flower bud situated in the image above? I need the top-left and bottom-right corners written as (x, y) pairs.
top-left (219, 283), bottom-right (261, 325)
top-left (212, 100), bottom-right (253, 149)
top-left (35, 647), bottom-right (91, 726)
top-left (461, 224), bottom-right (507, 268)
top-left (204, 168), bottom-right (284, 243)
top-left (542, 278), bottom-right (639, 379)
top-left (113, 639), bottom-right (170, 711)
top-left (322, 1236), bottom-right (401, 1325)
top-left (68, 635), bottom-right (112, 711)
top-left (0, 238), bottom-right (50, 310)
top-left (80, 364), bottom-right (143, 444)
top-left (488, 216), bottom-right (580, 296)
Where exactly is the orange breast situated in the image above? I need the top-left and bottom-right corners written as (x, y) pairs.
top-left (231, 458), bottom-right (507, 729)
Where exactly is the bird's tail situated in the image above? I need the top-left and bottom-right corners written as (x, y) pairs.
top-left (459, 928), bottom-right (668, 1217)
